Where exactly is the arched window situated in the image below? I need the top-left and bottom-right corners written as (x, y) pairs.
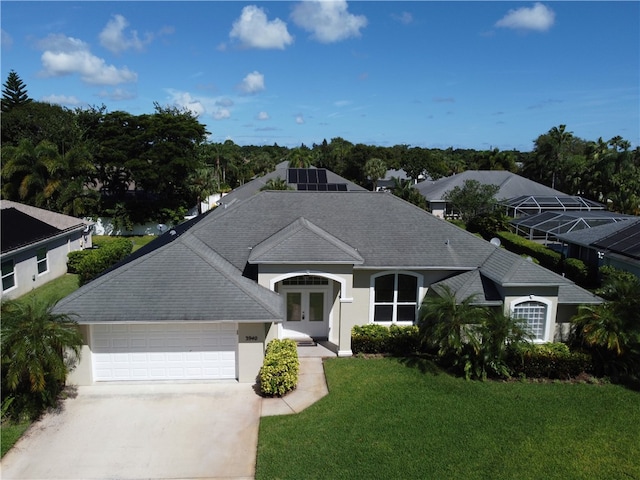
top-left (371, 272), bottom-right (421, 324)
top-left (511, 296), bottom-right (551, 342)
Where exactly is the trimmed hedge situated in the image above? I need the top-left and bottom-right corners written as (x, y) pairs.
top-left (67, 237), bottom-right (133, 285)
top-left (563, 257), bottom-right (588, 285)
top-left (496, 231), bottom-right (562, 271)
top-left (351, 324), bottom-right (421, 356)
top-left (508, 342), bottom-right (592, 380)
top-left (259, 339), bottom-right (299, 397)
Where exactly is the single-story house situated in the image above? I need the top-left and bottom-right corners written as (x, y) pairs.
top-left (414, 170), bottom-right (573, 218)
top-left (557, 219), bottom-right (640, 280)
top-left (54, 168), bottom-right (601, 385)
top-left (1, 200), bottom-right (93, 300)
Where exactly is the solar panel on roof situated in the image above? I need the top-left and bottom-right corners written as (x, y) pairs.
top-left (317, 184), bottom-right (327, 191)
top-left (288, 169), bottom-right (298, 183)
top-left (297, 184), bottom-right (307, 191)
top-left (327, 184), bottom-right (337, 191)
top-left (318, 169), bottom-right (328, 183)
top-left (298, 169), bottom-right (308, 184)
top-left (337, 184), bottom-right (347, 191)
top-left (308, 169), bottom-right (318, 183)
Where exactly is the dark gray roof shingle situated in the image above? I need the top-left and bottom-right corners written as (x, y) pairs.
top-left (54, 233), bottom-right (284, 323)
top-left (248, 217), bottom-right (364, 265)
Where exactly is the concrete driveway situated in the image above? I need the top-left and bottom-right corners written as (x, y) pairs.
top-left (0, 382), bottom-right (262, 480)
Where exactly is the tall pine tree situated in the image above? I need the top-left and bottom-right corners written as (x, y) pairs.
top-left (1, 70), bottom-right (32, 112)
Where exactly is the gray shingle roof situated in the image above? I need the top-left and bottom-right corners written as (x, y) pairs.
top-left (430, 270), bottom-right (503, 306)
top-left (248, 217), bottom-right (364, 265)
top-left (414, 170), bottom-right (566, 201)
top-left (479, 247), bottom-right (567, 286)
top-left (193, 191), bottom-right (497, 270)
top-left (219, 162), bottom-right (366, 207)
top-left (54, 233), bottom-right (284, 323)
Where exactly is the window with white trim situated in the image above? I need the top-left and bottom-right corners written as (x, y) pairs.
top-left (372, 273), bottom-right (419, 323)
top-left (2, 260), bottom-right (16, 292)
top-left (36, 248), bottom-right (48, 275)
top-left (512, 300), bottom-right (548, 342)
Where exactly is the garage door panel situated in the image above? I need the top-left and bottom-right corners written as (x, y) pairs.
top-left (92, 324), bottom-right (237, 381)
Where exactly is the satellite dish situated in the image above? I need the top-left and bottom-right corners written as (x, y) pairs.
top-left (490, 237), bottom-right (501, 247)
top-left (157, 224), bottom-right (167, 233)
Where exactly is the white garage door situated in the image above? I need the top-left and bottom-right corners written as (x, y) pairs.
top-left (92, 323), bottom-right (237, 381)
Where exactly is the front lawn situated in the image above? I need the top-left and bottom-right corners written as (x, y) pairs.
top-left (1, 421), bottom-right (30, 458)
top-left (256, 357), bottom-right (640, 480)
top-left (17, 273), bottom-right (80, 304)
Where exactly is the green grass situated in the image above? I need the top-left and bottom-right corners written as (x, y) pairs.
top-left (93, 234), bottom-right (157, 253)
top-left (17, 273), bottom-right (80, 304)
top-left (1, 420), bottom-right (30, 458)
top-left (256, 357), bottom-right (640, 480)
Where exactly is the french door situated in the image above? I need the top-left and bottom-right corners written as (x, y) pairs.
top-left (282, 288), bottom-right (328, 338)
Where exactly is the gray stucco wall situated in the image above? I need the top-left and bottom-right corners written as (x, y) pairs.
top-left (2, 230), bottom-right (87, 300)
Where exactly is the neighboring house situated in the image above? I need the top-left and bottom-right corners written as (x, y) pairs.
top-left (1, 200), bottom-right (93, 300)
top-left (557, 219), bottom-right (640, 280)
top-left (54, 170), bottom-right (600, 386)
top-left (377, 169), bottom-right (425, 191)
top-left (414, 170), bottom-right (574, 218)
top-left (218, 161), bottom-right (366, 208)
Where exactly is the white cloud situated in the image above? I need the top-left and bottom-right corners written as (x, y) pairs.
top-left (495, 3), bottom-right (555, 32)
top-left (291, 0), bottom-right (367, 43)
top-left (295, 114), bottom-right (305, 124)
top-left (99, 14), bottom-right (147, 53)
top-left (230, 5), bottom-right (293, 49)
top-left (392, 12), bottom-right (413, 25)
top-left (238, 71), bottom-right (265, 94)
top-left (42, 94), bottom-right (81, 106)
top-left (213, 108), bottom-right (231, 120)
top-left (257, 111), bottom-right (270, 120)
top-left (165, 89), bottom-right (205, 117)
top-left (1, 29), bottom-right (13, 49)
top-left (38, 34), bottom-right (137, 85)
top-left (216, 97), bottom-right (234, 108)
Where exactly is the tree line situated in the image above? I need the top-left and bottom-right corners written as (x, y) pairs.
top-left (2, 70), bottom-right (639, 227)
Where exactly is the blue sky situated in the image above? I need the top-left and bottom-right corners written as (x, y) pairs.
top-left (2, 1), bottom-right (638, 151)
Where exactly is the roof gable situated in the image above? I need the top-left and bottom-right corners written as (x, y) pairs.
top-left (191, 190), bottom-right (497, 270)
top-left (479, 247), bottom-right (567, 286)
top-left (248, 217), bottom-right (364, 265)
top-left (430, 270), bottom-right (503, 306)
top-left (54, 232), bottom-right (284, 323)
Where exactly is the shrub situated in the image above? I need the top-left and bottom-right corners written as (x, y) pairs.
top-left (508, 343), bottom-right (592, 379)
top-left (68, 237), bottom-right (133, 285)
top-left (496, 231), bottom-right (562, 271)
top-left (351, 324), bottom-right (390, 354)
top-left (388, 325), bottom-right (421, 356)
top-left (259, 339), bottom-right (299, 397)
top-left (563, 258), bottom-right (588, 285)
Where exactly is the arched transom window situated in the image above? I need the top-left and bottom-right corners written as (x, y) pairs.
top-left (372, 272), bottom-right (420, 324)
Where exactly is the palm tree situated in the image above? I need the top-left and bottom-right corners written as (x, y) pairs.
top-left (1, 139), bottom-right (59, 208)
top-left (363, 157), bottom-right (387, 191)
top-left (418, 286), bottom-right (485, 367)
top-left (1, 298), bottom-right (83, 417)
top-left (571, 275), bottom-right (640, 377)
top-left (287, 147), bottom-right (312, 168)
top-left (260, 176), bottom-right (292, 191)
